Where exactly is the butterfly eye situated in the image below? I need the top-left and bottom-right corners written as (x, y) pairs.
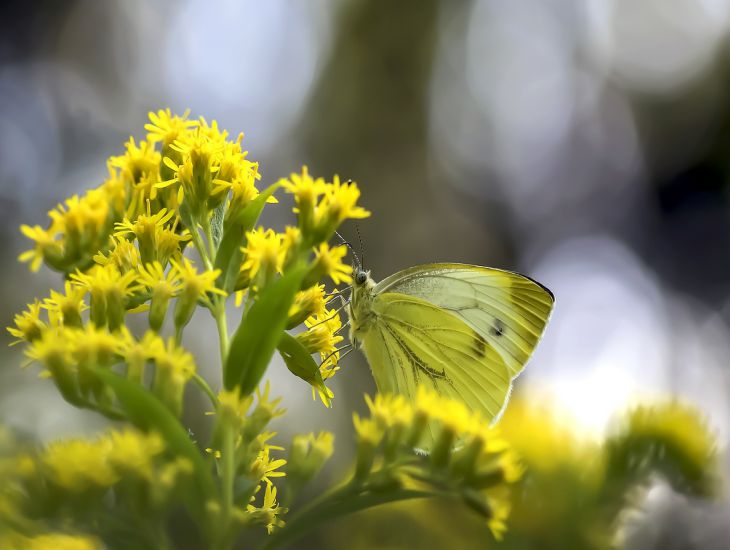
top-left (355, 271), bottom-right (368, 285)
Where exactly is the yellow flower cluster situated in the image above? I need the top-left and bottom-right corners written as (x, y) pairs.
top-left (4, 533), bottom-right (103, 550)
top-left (0, 428), bottom-right (191, 547)
top-left (8, 109), bottom-right (375, 545)
top-left (22, 321), bottom-right (196, 417)
top-left (352, 388), bottom-right (522, 540)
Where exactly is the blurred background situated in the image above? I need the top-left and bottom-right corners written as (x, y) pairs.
top-left (2, 0), bottom-right (730, 547)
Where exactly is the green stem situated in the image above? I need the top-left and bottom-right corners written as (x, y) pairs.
top-left (203, 217), bottom-right (217, 260)
top-left (261, 485), bottom-right (436, 550)
top-left (192, 372), bottom-right (218, 408)
top-left (213, 298), bottom-right (230, 366)
top-left (190, 225), bottom-right (214, 271)
top-left (219, 425), bottom-right (236, 547)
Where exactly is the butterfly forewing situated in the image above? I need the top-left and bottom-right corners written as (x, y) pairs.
top-left (374, 263), bottom-right (554, 378)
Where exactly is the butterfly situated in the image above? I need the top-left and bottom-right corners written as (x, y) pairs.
top-left (347, 263), bottom-right (554, 432)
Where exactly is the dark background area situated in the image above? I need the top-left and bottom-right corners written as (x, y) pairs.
top-left (2, 1), bottom-right (730, 547)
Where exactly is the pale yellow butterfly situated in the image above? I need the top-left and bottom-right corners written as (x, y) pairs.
top-left (348, 263), bottom-right (554, 434)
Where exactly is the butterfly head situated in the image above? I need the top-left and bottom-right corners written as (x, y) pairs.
top-left (353, 267), bottom-right (371, 287)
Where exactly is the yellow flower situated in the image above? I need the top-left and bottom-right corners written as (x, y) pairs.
top-left (211, 132), bottom-right (255, 189)
top-left (486, 497), bottom-right (510, 541)
top-left (365, 393), bottom-right (413, 432)
top-left (216, 388), bottom-right (254, 432)
top-left (299, 308), bottom-right (344, 356)
top-left (145, 108), bottom-right (195, 147)
top-left (42, 281), bottom-right (88, 328)
top-left (287, 284), bottom-right (329, 328)
top-left (70, 264), bottom-right (140, 329)
top-left (9, 533), bottom-right (103, 550)
top-left (241, 228), bottom-right (284, 286)
top-left (137, 261), bottom-right (183, 331)
top-left (156, 120), bottom-right (229, 215)
top-left (224, 163), bottom-right (273, 222)
top-left (24, 326), bottom-right (72, 373)
top-left (42, 437), bottom-right (118, 492)
top-left (68, 323), bottom-right (122, 369)
top-left (171, 257), bottom-right (225, 329)
top-left (18, 224), bottom-right (62, 272)
top-left (311, 243), bottom-right (352, 285)
top-left (250, 444), bottom-right (287, 485)
top-left (8, 301), bottom-right (47, 344)
top-left (246, 482), bottom-right (287, 534)
top-left (118, 328), bottom-right (165, 383)
top-left (107, 429), bottom-right (165, 480)
top-left (281, 166), bottom-right (327, 234)
top-left (137, 261), bottom-right (182, 296)
top-left (109, 136), bottom-right (161, 185)
top-left (93, 236), bottom-right (141, 272)
top-left (152, 337), bottom-right (197, 416)
top-left (316, 175), bottom-right (370, 229)
top-left (287, 432), bottom-right (334, 489)
top-left (115, 207), bottom-right (177, 264)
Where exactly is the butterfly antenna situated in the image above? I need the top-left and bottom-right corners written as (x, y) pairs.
top-left (334, 230), bottom-right (361, 269)
top-left (355, 223), bottom-right (365, 269)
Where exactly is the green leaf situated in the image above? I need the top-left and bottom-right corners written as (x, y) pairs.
top-left (93, 369), bottom-right (216, 532)
top-left (224, 262), bottom-right (309, 394)
top-left (214, 181), bottom-right (281, 293)
top-left (278, 332), bottom-right (330, 405)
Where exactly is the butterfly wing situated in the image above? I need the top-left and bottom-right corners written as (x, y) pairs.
top-left (374, 263), bottom-right (554, 378)
top-left (361, 292), bottom-right (513, 426)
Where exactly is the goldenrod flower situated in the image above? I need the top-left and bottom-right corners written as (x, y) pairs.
top-left (298, 309), bottom-right (344, 356)
top-left (486, 498), bottom-right (510, 541)
top-left (246, 483), bottom-right (287, 534)
top-left (286, 432), bottom-right (334, 495)
top-left (157, 121), bottom-right (229, 217)
top-left (93, 237), bottom-right (141, 273)
top-left (107, 429), bottom-right (165, 481)
top-left (109, 137), bottom-right (161, 186)
top-left (171, 257), bottom-right (225, 330)
top-left (308, 243), bottom-right (352, 286)
top-left (250, 444), bottom-right (287, 485)
top-left (287, 284), bottom-right (329, 328)
top-left (8, 301), bottom-right (47, 344)
top-left (242, 383), bottom-right (286, 443)
top-left (314, 175), bottom-right (370, 239)
top-left (115, 207), bottom-right (177, 264)
top-left (281, 166), bottom-right (327, 235)
top-left (137, 261), bottom-right (183, 331)
top-left (216, 388), bottom-right (254, 433)
top-left (42, 281), bottom-right (88, 328)
top-left (212, 132), bottom-right (253, 189)
top-left (71, 265), bottom-right (140, 329)
top-left (18, 224), bottom-right (62, 272)
top-left (118, 328), bottom-right (165, 383)
top-left (145, 108), bottom-right (195, 148)
top-left (152, 337), bottom-right (197, 417)
top-left (224, 163), bottom-right (273, 223)
top-left (241, 228), bottom-right (284, 287)
top-left (42, 437), bottom-right (118, 492)
top-left (8, 533), bottom-right (103, 550)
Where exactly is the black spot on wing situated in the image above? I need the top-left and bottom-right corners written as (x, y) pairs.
top-left (472, 330), bottom-right (488, 357)
top-left (490, 319), bottom-right (505, 338)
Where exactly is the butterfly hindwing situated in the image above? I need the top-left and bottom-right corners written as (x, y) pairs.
top-left (362, 292), bottom-right (512, 423)
top-left (374, 263), bottom-right (554, 378)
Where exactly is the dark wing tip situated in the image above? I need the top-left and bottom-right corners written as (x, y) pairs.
top-left (520, 273), bottom-right (555, 302)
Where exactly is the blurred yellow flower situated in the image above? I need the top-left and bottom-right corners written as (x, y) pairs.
top-left (8, 300), bottom-right (47, 344)
top-left (241, 228), bottom-right (285, 285)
